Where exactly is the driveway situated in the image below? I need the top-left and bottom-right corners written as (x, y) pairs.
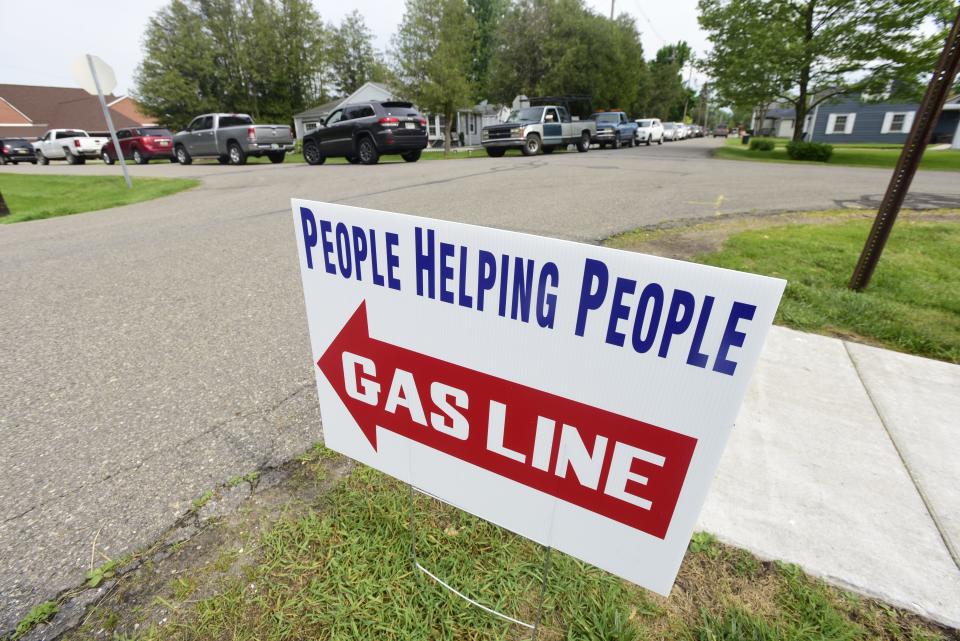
top-left (2, 138), bottom-right (960, 631)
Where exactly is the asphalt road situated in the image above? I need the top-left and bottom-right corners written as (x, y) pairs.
top-left (2, 137), bottom-right (960, 631)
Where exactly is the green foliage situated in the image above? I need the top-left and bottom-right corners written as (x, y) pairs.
top-left (749, 137), bottom-right (775, 151)
top-left (326, 10), bottom-right (390, 96)
top-left (13, 601), bottom-right (58, 639)
top-left (699, 0), bottom-right (957, 141)
top-left (393, 0), bottom-right (478, 150)
top-left (486, 1), bottom-right (657, 118)
top-left (690, 531), bottom-right (722, 558)
top-left (698, 218), bottom-right (960, 362)
top-left (786, 141), bottom-right (834, 161)
top-left (86, 557), bottom-right (125, 588)
top-left (695, 607), bottom-right (781, 641)
top-left (135, 0), bottom-right (344, 129)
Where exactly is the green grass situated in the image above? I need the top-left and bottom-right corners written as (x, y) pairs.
top-left (715, 138), bottom-right (960, 171)
top-left (107, 462), bottom-right (949, 641)
top-left (0, 174), bottom-right (199, 224)
top-left (697, 217), bottom-right (960, 362)
top-left (12, 601), bottom-right (58, 640)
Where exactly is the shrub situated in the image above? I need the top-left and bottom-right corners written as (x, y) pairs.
top-left (749, 138), bottom-right (775, 151)
top-left (786, 141), bottom-right (833, 162)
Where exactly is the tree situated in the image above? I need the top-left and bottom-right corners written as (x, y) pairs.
top-left (393, 0), bottom-right (478, 151)
top-left (135, 0), bottom-right (328, 128)
top-left (328, 10), bottom-right (381, 95)
top-left (699, 0), bottom-right (957, 141)
top-left (467, 0), bottom-right (508, 100)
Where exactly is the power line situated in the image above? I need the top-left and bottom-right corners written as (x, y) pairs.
top-left (627, 0), bottom-right (668, 45)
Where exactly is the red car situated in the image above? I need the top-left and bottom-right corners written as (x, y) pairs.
top-left (101, 127), bottom-right (176, 165)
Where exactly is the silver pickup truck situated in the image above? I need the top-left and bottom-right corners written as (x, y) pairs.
top-left (173, 113), bottom-right (295, 165)
top-left (481, 106), bottom-right (596, 156)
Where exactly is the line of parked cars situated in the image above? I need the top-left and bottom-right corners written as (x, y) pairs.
top-left (1, 100), bottom-right (433, 168)
top-left (479, 107), bottom-right (708, 157)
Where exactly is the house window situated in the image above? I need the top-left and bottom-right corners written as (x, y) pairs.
top-left (827, 113), bottom-right (856, 135)
top-left (881, 111), bottom-right (914, 134)
top-left (305, 122), bottom-right (318, 132)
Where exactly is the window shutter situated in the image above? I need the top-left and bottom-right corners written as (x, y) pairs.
top-left (844, 114), bottom-right (856, 134)
top-left (881, 112), bottom-right (894, 134)
top-left (903, 111), bottom-right (916, 133)
top-left (826, 114), bottom-right (838, 134)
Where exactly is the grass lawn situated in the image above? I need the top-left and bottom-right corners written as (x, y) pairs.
top-left (55, 447), bottom-right (953, 641)
top-left (715, 137), bottom-right (960, 171)
top-left (608, 211), bottom-right (960, 363)
top-left (0, 174), bottom-right (199, 224)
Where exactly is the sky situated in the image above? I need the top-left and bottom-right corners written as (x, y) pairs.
top-left (0, 0), bottom-right (708, 97)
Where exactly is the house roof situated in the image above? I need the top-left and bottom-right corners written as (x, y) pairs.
top-left (294, 82), bottom-right (398, 120)
top-left (0, 84), bottom-right (154, 138)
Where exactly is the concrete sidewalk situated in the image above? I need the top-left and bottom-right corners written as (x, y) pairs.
top-left (699, 326), bottom-right (960, 628)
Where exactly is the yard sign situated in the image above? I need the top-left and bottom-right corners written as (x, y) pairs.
top-left (292, 200), bottom-right (785, 595)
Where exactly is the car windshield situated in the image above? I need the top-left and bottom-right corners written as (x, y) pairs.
top-left (637, 120), bottom-right (652, 127)
top-left (593, 113), bottom-right (620, 124)
top-left (141, 128), bottom-right (172, 137)
top-left (507, 107), bottom-right (544, 123)
top-left (664, 123), bottom-right (676, 129)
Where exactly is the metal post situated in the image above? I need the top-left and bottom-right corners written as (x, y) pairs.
top-left (87, 54), bottom-right (132, 189)
top-left (849, 8), bottom-right (960, 291)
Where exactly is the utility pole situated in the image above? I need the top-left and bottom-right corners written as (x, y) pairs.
top-left (610, 0), bottom-right (615, 19)
top-left (848, 7), bottom-right (960, 291)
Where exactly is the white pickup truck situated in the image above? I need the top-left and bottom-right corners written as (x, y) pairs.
top-left (34, 129), bottom-right (109, 165)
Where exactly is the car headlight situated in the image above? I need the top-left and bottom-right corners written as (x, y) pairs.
top-left (482, 130), bottom-right (489, 139)
top-left (510, 127), bottom-right (522, 137)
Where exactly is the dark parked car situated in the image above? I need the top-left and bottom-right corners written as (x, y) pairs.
top-left (713, 125), bottom-right (730, 138)
top-left (101, 127), bottom-right (176, 165)
top-left (302, 101), bottom-right (428, 166)
top-left (0, 138), bottom-right (37, 164)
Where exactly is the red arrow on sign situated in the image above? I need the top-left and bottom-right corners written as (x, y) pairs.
top-left (317, 302), bottom-right (697, 539)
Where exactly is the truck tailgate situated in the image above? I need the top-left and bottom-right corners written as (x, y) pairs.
top-left (253, 125), bottom-right (293, 143)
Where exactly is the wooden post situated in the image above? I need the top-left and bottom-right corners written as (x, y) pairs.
top-left (849, 7), bottom-right (960, 291)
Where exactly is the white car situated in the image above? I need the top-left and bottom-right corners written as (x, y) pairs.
top-left (662, 122), bottom-right (680, 141)
top-left (34, 129), bottom-right (108, 165)
top-left (676, 123), bottom-right (688, 140)
top-left (634, 118), bottom-right (664, 145)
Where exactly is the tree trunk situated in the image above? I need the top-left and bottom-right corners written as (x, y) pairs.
top-left (444, 111), bottom-right (454, 153)
top-left (792, 0), bottom-right (816, 142)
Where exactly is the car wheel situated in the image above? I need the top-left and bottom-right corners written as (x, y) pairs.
top-left (0, 156), bottom-right (6, 165)
top-left (541, 145), bottom-right (554, 154)
top-left (37, 151), bottom-right (48, 165)
top-left (401, 150), bottom-right (422, 162)
top-left (485, 147), bottom-right (506, 158)
top-left (576, 131), bottom-right (590, 152)
top-left (613, 136), bottom-right (621, 150)
top-left (303, 142), bottom-right (326, 165)
top-left (357, 137), bottom-right (379, 165)
top-left (176, 145), bottom-right (192, 165)
top-left (169, 156), bottom-right (177, 163)
top-left (65, 149), bottom-right (78, 165)
top-left (217, 155), bottom-right (229, 165)
top-left (521, 133), bottom-right (541, 156)
top-left (267, 152), bottom-right (285, 164)
top-left (102, 150), bottom-right (114, 165)
top-left (646, 136), bottom-right (652, 146)
top-left (133, 148), bottom-right (148, 165)
top-left (346, 155), bottom-right (360, 164)
top-left (31, 160), bottom-right (37, 165)
top-left (228, 142), bottom-right (247, 165)
top-left (658, 136), bottom-right (663, 145)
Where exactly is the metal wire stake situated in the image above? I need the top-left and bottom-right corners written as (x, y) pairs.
top-left (530, 545), bottom-right (553, 641)
top-left (407, 482), bottom-right (421, 583)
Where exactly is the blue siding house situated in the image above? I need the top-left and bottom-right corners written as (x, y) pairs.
top-left (805, 94), bottom-right (960, 148)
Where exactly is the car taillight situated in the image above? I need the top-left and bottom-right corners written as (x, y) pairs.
top-left (419, 118), bottom-right (427, 126)
top-left (2, 145), bottom-right (9, 152)
top-left (74, 139), bottom-right (81, 147)
top-left (247, 127), bottom-right (256, 141)
top-left (379, 117), bottom-right (399, 127)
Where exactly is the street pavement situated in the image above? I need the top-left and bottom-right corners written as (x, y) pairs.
top-left (1, 138), bottom-right (959, 632)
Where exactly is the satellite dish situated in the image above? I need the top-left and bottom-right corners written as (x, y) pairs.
top-left (71, 54), bottom-right (117, 96)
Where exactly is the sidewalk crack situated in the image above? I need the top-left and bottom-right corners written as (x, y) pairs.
top-left (842, 340), bottom-right (960, 571)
